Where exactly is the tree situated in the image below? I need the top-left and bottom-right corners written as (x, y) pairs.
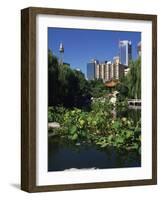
top-left (48, 49), bottom-right (59, 106)
top-left (88, 79), bottom-right (108, 98)
top-left (116, 83), bottom-right (129, 101)
top-left (48, 50), bottom-right (91, 108)
top-left (122, 57), bottom-right (141, 99)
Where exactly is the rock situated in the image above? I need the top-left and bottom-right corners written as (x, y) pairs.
top-left (48, 122), bottom-right (60, 128)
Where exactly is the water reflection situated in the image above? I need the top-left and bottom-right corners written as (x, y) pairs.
top-left (48, 138), bottom-right (141, 171)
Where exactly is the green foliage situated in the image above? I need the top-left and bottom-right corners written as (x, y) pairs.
top-left (48, 51), bottom-right (141, 154)
top-left (48, 99), bottom-right (141, 153)
top-left (48, 49), bottom-right (91, 108)
top-left (121, 57), bottom-right (141, 99)
top-left (88, 79), bottom-right (109, 98)
top-left (48, 50), bottom-right (60, 106)
top-left (48, 107), bottom-right (54, 122)
top-left (48, 106), bottom-right (66, 124)
top-left (116, 83), bottom-right (129, 101)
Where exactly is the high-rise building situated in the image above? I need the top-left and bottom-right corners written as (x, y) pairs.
top-left (113, 56), bottom-right (125, 79)
top-left (99, 63), bottom-right (105, 80)
top-left (137, 41), bottom-right (141, 57)
top-left (119, 40), bottom-right (132, 66)
top-left (114, 63), bottom-right (125, 80)
top-left (87, 59), bottom-right (99, 80)
top-left (87, 57), bottom-right (125, 82)
top-left (104, 62), bottom-right (111, 82)
top-left (95, 64), bottom-right (100, 79)
top-left (113, 56), bottom-right (120, 65)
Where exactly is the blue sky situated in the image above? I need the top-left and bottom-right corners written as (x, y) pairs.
top-left (48, 28), bottom-right (141, 76)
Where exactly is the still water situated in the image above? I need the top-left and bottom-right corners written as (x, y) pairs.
top-left (48, 108), bottom-right (141, 172)
top-left (48, 139), bottom-right (141, 171)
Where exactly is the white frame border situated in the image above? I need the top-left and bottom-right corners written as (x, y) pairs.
top-left (36, 14), bottom-right (152, 186)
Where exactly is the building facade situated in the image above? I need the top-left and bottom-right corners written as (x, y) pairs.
top-left (99, 63), bottom-right (105, 80)
top-left (95, 63), bottom-right (100, 79)
top-left (119, 40), bottom-right (132, 66)
top-left (87, 57), bottom-right (125, 82)
top-left (113, 56), bottom-right (125, 80)
top-left (87, 59), bottom-right (99, 80)
top-left (104, 61), bottom-right (111, 82)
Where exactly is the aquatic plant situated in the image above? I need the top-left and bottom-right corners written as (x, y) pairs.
top-left (48, 99), bottom-right (141, 153)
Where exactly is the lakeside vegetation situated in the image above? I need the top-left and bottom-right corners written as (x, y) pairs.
top-left (49, 100), bottom-right (141, 153)
top-left (48, 49), bottom-right (141, 154)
